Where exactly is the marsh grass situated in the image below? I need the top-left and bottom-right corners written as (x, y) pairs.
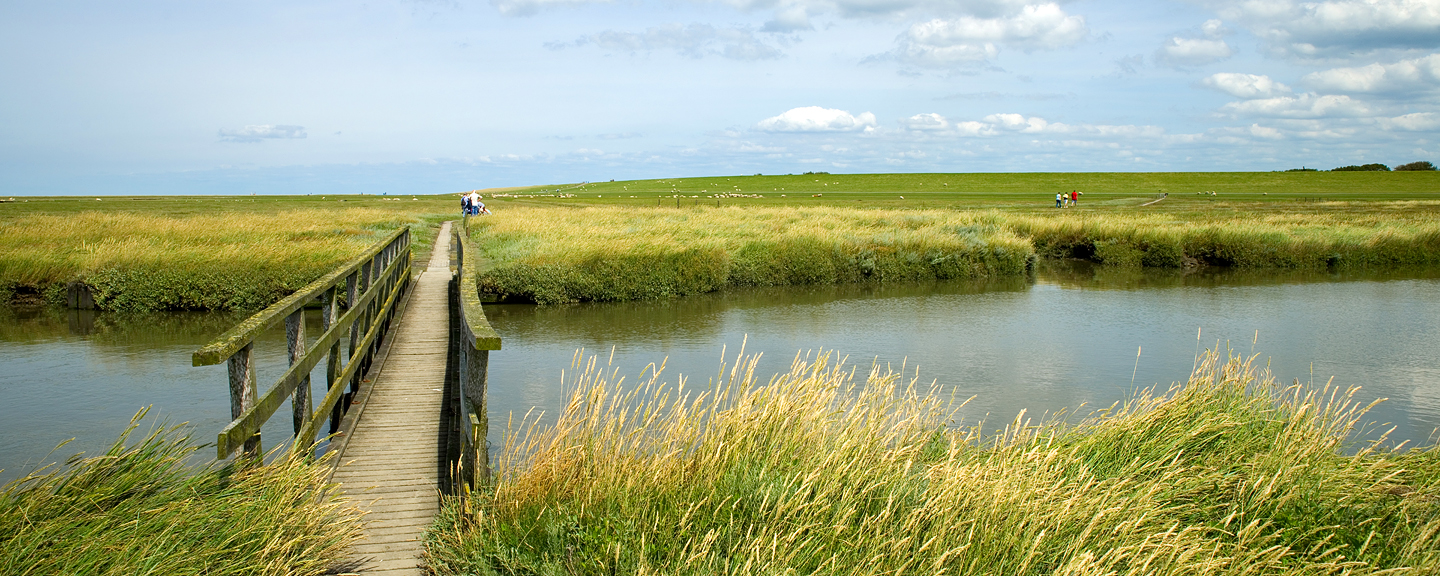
top-left (470, 206), bottom-right (1035, 303)
top-left (1013, 211), bottom-right (1440, 269)
top-left (0, 209), bottom-right (426, 310)
top-left (0, 409), bottom-right (363, 575)
top-left (467, 206), bottom-right (1440, 303)
top-left (426, 348), bottom-right (1440, 575)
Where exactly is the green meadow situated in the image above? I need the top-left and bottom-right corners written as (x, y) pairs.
top-left (2, 170), bottom-right (1437, 309)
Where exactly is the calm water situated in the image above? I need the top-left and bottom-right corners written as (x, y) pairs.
top-left (3, 264), bottom-right (1438, 483)
top-left (0, 308), bottom-right (334, 484)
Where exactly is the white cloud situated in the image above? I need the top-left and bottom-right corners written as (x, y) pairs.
top-left (1203, 73), bottom-right (1292, 98)
top-left (218, 125), bottom-right (307, 143)
top-left (900, 112), bottom-right (950, 130)
top-left (1220, 93), bottom-right (1372, 118)
top-left (1381, 112), bottom-right (1440, 130)
top-left (560, 23), bottom-right (783, 61)
top-left (889, 3), bottom-right (1087, 68)
top-left (1304, 54), bottom-right (1440, 93)
top-left (491, 0), bottom-right (607, 16)
top-left (758, 106), bottom-right (878, 132)
top-left (1204, 0), bottom-right (1440, 57)
top-left (1155, 37), bottom-right (1233, 68)
top-left (984, 112), bottom-right (1050, 132)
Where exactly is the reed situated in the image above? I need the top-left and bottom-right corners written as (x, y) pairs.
top-left (425, 348), bottom-right (1440, 575)
top-left (1012, 211), bottom-right (1440, 269)
top-left (0, 209), bottom-right (425, 310)
top-left (0, 409), bottom-right (363, 575)
top-left (465, 205), bottom-right (1440, 303)
top-left (469, 206), bottom-right (1036, 303)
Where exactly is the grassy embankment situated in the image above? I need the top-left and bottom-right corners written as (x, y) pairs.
top-left (0, 195), bottom-right (457, 310)
top-left (466, 204), bottom-right (1440, 304)
top-left (3, 171), bottom-right (1437, 308)
top-left (426, 348), bottom-right (1440, 575)
top-left (0, 411), bottom-right (362, 575)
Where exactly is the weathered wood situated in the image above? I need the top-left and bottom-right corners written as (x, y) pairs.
top-left (193, 228), bottom-right (407, 367)
top-left (330, 222), bottom-right (455, 576)
top-left (287, 309), bottom-right (310, 437)
top-left (226, 343), bottom-right (259, 457)
top-left (323, 287), bottom-right (340, 440)
top-left (453, 224), bottom-right (502, 351)
top-left (290, 261), bottom-right (410, 456)
top-left (215, 252), bottom-right (409, 459)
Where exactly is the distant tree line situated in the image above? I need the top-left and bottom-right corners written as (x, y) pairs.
top-left (1287, 161), bottom-right (1435, 172)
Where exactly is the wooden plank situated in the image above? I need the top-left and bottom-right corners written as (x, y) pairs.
top-left (329, 221), bottom-right (456, 576)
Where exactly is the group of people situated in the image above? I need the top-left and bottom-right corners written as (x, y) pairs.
top-left (1055, 190), bottom-right (1081, 208)
top-left (461, 191), bottom-right (490, 216)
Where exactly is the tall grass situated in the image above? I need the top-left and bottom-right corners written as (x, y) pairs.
top-left (470, 206), bottom-right (1036, 303)
top-left (0, 410), bottom-right (363, 575)
top-left (0, 209), bottom-right (423, 310)
top-left (467, 206), bottom-right (1440, 303)
top-left (1012, 211), bottom-right (1440, 269)
top-left (425, 348), bottom-right (1440, 575)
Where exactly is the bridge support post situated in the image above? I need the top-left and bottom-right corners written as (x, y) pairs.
top-left (226, 343), bottom-right (259, 459)
top-left (287, 308), bottom-right (310, 443)
top-left (461, 347), bottom-right (490, 486)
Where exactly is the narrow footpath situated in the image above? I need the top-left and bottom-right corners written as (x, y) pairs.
top-left (330, 221), bottom-right (452, 575)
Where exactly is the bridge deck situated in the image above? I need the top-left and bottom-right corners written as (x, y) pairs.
top-left (330, 221), bottom-right (453, 575)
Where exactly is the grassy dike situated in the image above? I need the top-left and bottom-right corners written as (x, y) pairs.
top-left (425, 349), bottom-right (1440, 575)
top-left (470, 207), bottom-right (1035, 304)
top-left (0, 411), bottom-right (363, 575)
top-left (466, 205), bottom-right (1440, 304)
top-left (0, 197), bottom-right (455, 311)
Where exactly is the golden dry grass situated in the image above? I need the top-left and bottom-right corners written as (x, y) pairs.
top-left (426, 347), bottom-right (1440, 575)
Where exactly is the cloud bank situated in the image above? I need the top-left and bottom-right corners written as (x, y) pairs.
top-left (218, 125), bottom-right (307, 143)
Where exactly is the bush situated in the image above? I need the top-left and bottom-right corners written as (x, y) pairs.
top-left (1332, 163), bottom-right (1391, 172)
top-left (1396, 161), bottom-right (1437, 171)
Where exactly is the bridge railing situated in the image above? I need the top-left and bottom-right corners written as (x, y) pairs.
top-left (194, 228), bottom-right (412, 460)
top-left (454, 218), bottom-right (501, 488)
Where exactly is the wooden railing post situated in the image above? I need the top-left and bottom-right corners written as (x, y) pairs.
top-left (321, 286), bottom-right (339, 447)
top-left (339, 270), bottom-right (360, 433)
top-left (227, 343), bottom-right (259, 458)
top-left (464, 348), bottom-right (490, 485)
top-left (286, 308), bottom-right (309, 438)
top-left (196, 227), bottom-right (412, 461)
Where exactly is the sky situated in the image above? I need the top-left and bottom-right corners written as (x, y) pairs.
top-left (2, 0), bottom-right (1438, 195)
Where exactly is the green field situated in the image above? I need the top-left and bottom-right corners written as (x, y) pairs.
top-left (483, 171), bottom-right (1440, 209)
top-left (2, 171), bottom-right (1437, 310)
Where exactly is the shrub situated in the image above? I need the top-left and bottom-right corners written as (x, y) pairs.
top-left (1332, 163), bottom-right (1391, 172)
top-left (1396, 161), bottom-right (1437, 171)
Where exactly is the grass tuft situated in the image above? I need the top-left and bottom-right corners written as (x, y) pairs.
top-left (0, 409), bottom-right (363, 575)
top-left (426, 347), bottom-right (1440, 575)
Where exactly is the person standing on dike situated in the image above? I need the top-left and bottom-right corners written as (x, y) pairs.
top-left (1056, 192), bottom-right (1063, 208)
top-left (1071, 190), bottom-right (1079, 206)
top-left (468, 191), bottom-right (483, 215)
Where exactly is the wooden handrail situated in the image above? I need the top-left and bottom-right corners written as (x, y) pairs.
top-left (193, 227), bottom-right (409, 366)
top-left (195, 228), bottom-right (412, 459)
top-left (454, 217), bottom-right (499, 488)
top-left (455, 218), bottom-right (502, 351)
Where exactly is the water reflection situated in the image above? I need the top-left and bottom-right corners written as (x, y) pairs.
top-left (484, 265), bottom-right (1440, 454)
top-left (3, 265), bottom-right (1438, 485)
top-left (0, 307), bottom-right (330, 484)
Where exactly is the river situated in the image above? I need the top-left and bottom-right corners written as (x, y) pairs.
top-left (3, 263), bottom-right (1438, 483)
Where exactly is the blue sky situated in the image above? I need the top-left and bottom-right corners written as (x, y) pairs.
top-left (2, 0), bottom-right (1438, 195)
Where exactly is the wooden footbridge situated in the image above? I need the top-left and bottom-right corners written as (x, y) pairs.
top-left (192, 220), bottom-right (499, 575)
